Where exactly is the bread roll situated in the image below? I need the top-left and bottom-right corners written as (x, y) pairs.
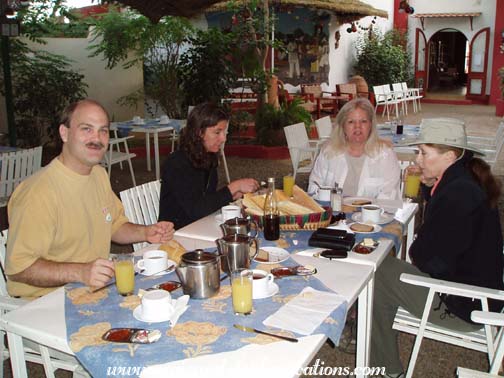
top-left (158, 240), bottom-right (186, 264)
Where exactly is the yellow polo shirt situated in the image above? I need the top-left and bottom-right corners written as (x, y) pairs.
top-left (6, 158), bottom-right (129, 298)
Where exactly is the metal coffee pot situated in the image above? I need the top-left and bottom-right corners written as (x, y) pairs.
top-left (220, 217), bottom-right (258, 238)
top-left (175, 249), bottom-right (220, 299)
top-left (216, 234), bottom-right (258, 273)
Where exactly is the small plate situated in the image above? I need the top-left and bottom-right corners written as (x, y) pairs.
top-left (352, 240), bottom-right (379, 254)
top-left (253, 282), bottom-right (279, 299)
top-left (102, 328), bottom-right (161, 344)
top-left (343, 197), bottom-right (374, 207)
top-left (135, 260), bottom-right (176, 276)
top-left (349, 222), bottom-right (382, 233)
top-left (133, 306), bottom-right (173, 323)
top-left (351, 212), bottom-right (394, 225)
top-left (270, 265), bottom-right (317, 278)
top-left (253, 247), bottom-right (289, 264)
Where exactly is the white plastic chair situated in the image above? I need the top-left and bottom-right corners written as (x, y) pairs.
top-left (392, 82), bottom-right (410, 115)
top-left (382, 84), bottom-right (402, 119)
top-left (0, 230), bottom-right (81, 377)
top-left (401, 82), bottom-right (423, 113)
top-left (373, 85), bottom-right (401, 120)
top-left (102, 135), bottom-right (137, 186)
top-left (467, 121), bottom-right (504, 169)
top-left (0, 146), bottom-right (42, 207)
top-left (283, 122), bottom-right (321, 181)
top-left (119, 180), bottom-right (161, 252)
top-left (315, 116), bottom-right (332, 140)
top-left (457, 310), bottom-right (504, 377)
top-left (393, 273), bottom-right (504, 378)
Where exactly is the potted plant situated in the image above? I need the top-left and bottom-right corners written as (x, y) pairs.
top-left (497, 66), bottom-right (504, 117)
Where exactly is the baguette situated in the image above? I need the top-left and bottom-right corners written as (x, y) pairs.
top-left (352, 199), bottom-right (372, 206)
top-left (292, 185), bottom-right (324, 213)
top-left (278, 200), bottom-right (313, 215)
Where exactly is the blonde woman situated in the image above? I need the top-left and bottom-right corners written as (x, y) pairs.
top-left (308, 98), bottom-right (401, 199)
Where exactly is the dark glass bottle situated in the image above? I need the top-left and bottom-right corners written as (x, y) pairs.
top-left (263, 177), bottom-right (280, 241)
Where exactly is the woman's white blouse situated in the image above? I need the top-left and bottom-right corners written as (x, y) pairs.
top-left (308, 145), bottom-right (401, 200)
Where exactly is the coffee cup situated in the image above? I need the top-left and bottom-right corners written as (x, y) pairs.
top-left (137, 250), bottom-right (168, 275)
top-left (222, 205), bottom-right (242, 222)
top-left (251, 269), bottom-right (275, 298)
top-left (140, 290), bottom-right (173, 321)
top-left (361, 205), bottom-right (384, 224)
top-left (159, 115), bottom-right (170, 124)
top-left (132, 116), bottom-right (141, 123)
top-left (314, 186), bottom-right (331, 202)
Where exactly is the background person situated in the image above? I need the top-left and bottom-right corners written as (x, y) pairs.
top-left (159, 102), bottom-right (258, 229)
top-left (6, 99), bottom-right (174, 299)
top-left (371, 118), bottom-right (503, 377)
top-left (308, 98), bottom-right (401, 199)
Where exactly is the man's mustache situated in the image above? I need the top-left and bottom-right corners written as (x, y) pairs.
top-left (86, 142), bottom-right (105, 149)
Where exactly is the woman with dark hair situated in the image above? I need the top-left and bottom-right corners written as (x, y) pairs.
top-left (158, 102), bottom-right (258, 229)
top-left (371, 118), bottom-right (503, 378)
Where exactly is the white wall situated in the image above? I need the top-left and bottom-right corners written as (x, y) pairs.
top-left (327, 0), bottom-right (395, 91)
top-left (0, 32), bottom-right (144, 136)
top-left (408, 0), bottom-right (497, 95)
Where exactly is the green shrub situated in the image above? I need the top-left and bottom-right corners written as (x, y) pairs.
top-left (353, 29), bottom-right (412, 88)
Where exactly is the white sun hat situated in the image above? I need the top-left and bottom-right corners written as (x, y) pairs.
top-left (401, 118), bottom-right (484, 155)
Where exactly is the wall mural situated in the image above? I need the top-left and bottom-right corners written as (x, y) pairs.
top-left (274, 9), bottom-right (330, 86)
top-left (207, 8), bottom-right (331, 87)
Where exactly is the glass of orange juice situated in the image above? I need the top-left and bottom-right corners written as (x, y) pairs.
top-left (283, 175), bottom-right (295, 198)
top-left (112, 253), bottom-right (135, 296)
top-left (231, 269), bottom-right (253, 315)
top-left (404, 165), bottom-right (422, 199)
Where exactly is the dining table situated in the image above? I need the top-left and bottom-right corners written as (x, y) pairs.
top-left (117, 118), bottom-right (185, 180)
top-left (1, 234), bottom-right (375, 378)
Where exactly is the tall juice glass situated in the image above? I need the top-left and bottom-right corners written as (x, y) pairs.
top-left (404, 166), bottom-right (422, 199)
top-left (113, 253), bottom-right (135, 296)
top-left (231, 269), bottom-right (253, 315)
top-left (283, 175), bottom-right (295, 198)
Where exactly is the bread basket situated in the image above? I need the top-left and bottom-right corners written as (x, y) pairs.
top-left (247, 207), bottom-right (332, 231)
top-left (242, 185), bottom-right (331, 231)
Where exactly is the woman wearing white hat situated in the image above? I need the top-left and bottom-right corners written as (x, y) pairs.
top-left (371, 118), bottom-right (503, 378)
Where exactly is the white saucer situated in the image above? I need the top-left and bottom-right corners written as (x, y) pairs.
top-left (349, 222), bottom-right (382, 233)
top-left (253, 282), bottom-right (279, 299)
top-left (351, 212), bottom-right (394, 225)
top-left (133, 306), bottom-right (172, 323)
top-left (135, 259), bottom-right (176, 276)
top-left (159, 119), bottom-right (171, 125)
top-left (253, 247), bottom-right (289, 264)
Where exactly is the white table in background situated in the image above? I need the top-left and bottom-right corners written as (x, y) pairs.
top-left (130, 124), bottom-right (174, 181)
top-left (0, 242), bottom-right (374, 378)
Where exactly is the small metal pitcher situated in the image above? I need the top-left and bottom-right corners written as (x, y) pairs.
top-left (220, 217), bottom-right (258, 238)
top-left (216, 234), bottom-right (259, 273)
top-left (175, 249), bottom-right (220, 299)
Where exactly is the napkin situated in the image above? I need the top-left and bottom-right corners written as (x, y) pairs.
top-left (394, 201), bottom-right (416, 224)
top-left (169, 295), bottom-right (190, 327)
top-left (263, 287), bottom-right (346, 335)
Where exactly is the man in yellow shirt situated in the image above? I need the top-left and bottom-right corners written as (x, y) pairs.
top-left (6, 99), bottom-right (175, 299)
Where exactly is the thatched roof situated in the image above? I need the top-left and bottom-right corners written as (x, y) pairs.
top-left (113, 0), bottom-right (388, 23)
top-left (207, 0), bottom-right (388, 20)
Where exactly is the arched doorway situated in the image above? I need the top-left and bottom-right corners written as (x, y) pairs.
top-left (426, 29), bottom-right (468, 99)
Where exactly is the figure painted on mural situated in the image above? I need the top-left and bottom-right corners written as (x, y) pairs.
top-left (287, 37), bottom-right (300, 79)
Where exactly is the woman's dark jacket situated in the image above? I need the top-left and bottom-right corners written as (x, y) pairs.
top-left (158, 150), bottom-right (233, 229)
top-left (409, 160), bottom-right (503, 322)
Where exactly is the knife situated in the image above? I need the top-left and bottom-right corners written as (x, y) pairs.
top-left (233, 324), bottom-right (298, 343)
top-left (91, 265), bottom-right (175, 293)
